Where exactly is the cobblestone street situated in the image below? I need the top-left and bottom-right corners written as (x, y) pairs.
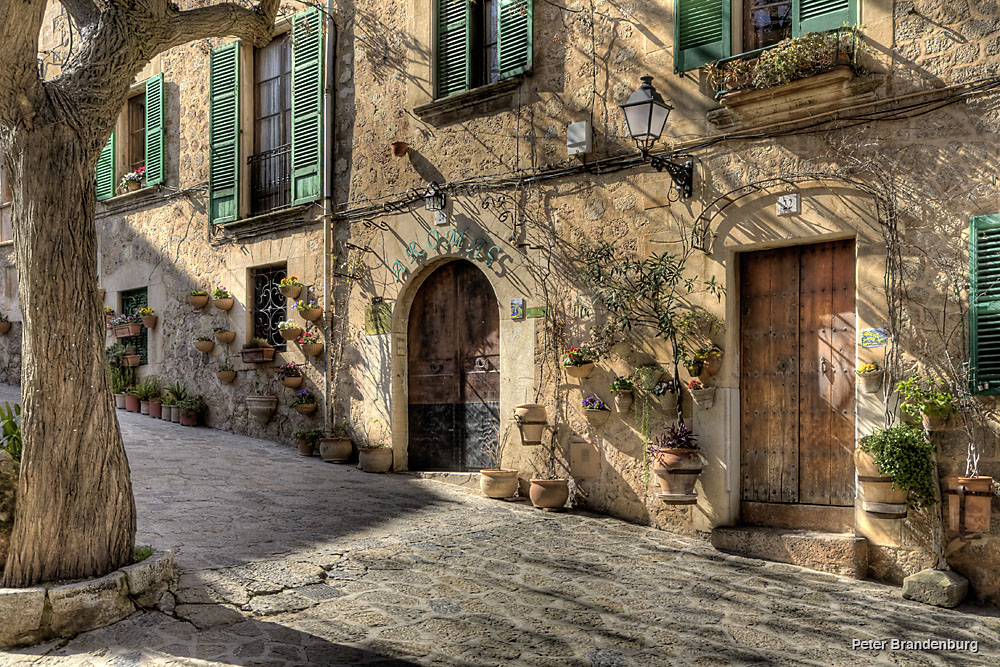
top-left (0, 385), bottom-right (996, 665)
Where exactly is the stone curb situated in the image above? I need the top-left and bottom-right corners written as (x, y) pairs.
top-left (0, 549), bottom-right (173, 648)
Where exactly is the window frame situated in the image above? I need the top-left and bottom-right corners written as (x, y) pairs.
top-left (127, 93), bottom-right (147, 175)
top-left (0, 145), bottom-right (12, 243)
top-left (249, 32), bottom-right (294, 216)
top-left (250, 264), bottom-right (289, 351)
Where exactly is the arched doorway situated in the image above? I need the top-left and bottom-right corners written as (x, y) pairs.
top-left (407, 260), bottom-right (500, 471)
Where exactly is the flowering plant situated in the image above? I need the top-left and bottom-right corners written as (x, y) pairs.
top-left (104, 306), bottom-right (115, 316)
top-left (213, 326), bottom-right (231, 333)
top-left (109, 313), bottom-right (139, 326)
top-left (581, 396), bottom-right (608, 411)
top-left (213, 285), bottom-right (232, 299)
top-left (647, 422), bottom-right (698, 455)
top-left (292, 299), bottom-right (320, 312)
top-left (562, 344), bottom-right (598, 367)
top-left (652, 380), bottom-right (677, 396)
top-left (277, 362), bottom-right (301, 378)
top-left (118, 166), bottom-right (145, 191)
top-left (277, 320), bottom-right (301, 330)
top-left (138, 307), bottom-right (154, 317)
top-left (687, 379), bottom-right (703, 391)
top-left (190, 289), bottom-right (207, 297)
top-left (298, 330), bottom-right (321, 345)
top-left (856, 362), bottom-right (880, 375)
top-left (610, 376), bottom-right (634, 392)
top-left (279, 275), bottom-right (302, 287)
top-left (290, 388), bottom-right (316, 406)
top-left (218, 360), bottom-right (234, 372)
top-left (194, 336), bottom-right (213, 342)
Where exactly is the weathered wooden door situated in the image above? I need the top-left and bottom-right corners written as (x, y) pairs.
top-left (739, 240), bottom-right (856, 530)
top-left (408, 261), bottom-right (500, 471)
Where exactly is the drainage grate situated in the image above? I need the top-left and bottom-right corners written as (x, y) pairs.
top-left (295, 583), bottom-right (344, 601)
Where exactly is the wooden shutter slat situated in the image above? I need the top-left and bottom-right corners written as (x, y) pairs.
top-left (497, 0), bottom-right (532, 79)
top-left (144, 73), bottom-right (165, 187)
top-left (792, 0), bottom-right (856, 36)
top-left (970, 214), bottom-right (1000, 394)
top-left (209, 41), bottom-right (241, 225)
top-left (437, 0), bottom-right (470, 98)
top-left (95, 133), bottom-right (115, 201)
top-left (291, 7), bottom-right (324, 206)
top-left (674, 0), bottom-right (730, 73)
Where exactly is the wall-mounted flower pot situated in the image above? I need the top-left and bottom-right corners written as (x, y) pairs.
top-left (636, 366), bottom-right (662, 391)
top-left (945, 476), bottom-right (994, 534)
top-left (139, 400), bottom-right (150, 415)
top-left (652, 449), bottom-right (702, 505)
top-left (280, 327), bottom-right (302, 341)
top-left (857, 370), bottom-right (883, 394)
top-left (214, 297), bottom-right (234, 311)
top-left (702, 349), bottom-right (724, 377)
top-left (391, 141), bottom-right (409, 157)
top-left (246, 395), bottom-right (277, 422)
top-left (660, 391), bottom-right (678, 415)
top-left (564, 362), bottom-right (595, 379)
top-left (114, 323), bottom-right (142, 338)
top-left (514, 404), bottom-right (547, 445)
top-left (279, 284), bottom-right (302, 299)
top-left (481, 470), bottom-right (519, 499)
top-left (188, 295), bottom-right (209, 308)
top-left (194, 340), bottom-right (215, 353)
top-left (217, 370), bottom-right (236, 384)
top-left (141, 315), bottom-right (157, 329)
top-left (299, 308), bottom-right (322, 322)
top-left (0, 322), bottom-right (11, 335)
top-left (294, 403), bottom-right (318, 415)
top-left (613, 390), bottom-right (633, 413)
top-left (319, 437), bottom-right (353, 463)
top-left (301, 343), bottom-right (324, 357)
top-left (855, 448), bottom-right (907, 520)
top-left (583, 408), bottom-right (610, 427)
top-left (215, 330), bottom-right (236, 344)
top-left (690, 386), bottom-right (716, 410)
top-left (359, 447), bottom-right (393, 473)
top-left (114, 393), bottom-right (126, 410)
top-left (148, 400), bottom-right (162, 419)
top-left (123, 354), bottom-right (141, 367)
top-left (529, 479), bottom-right (569, 510)
top-left (125, 395), bottom-right (140, 412)
top-left (180, 410), bottom-right (198, 427)
top-left (297, 440), bottom-right (315, 457)
top-left (282, 376), bottom-right (303, 389)
top-left (241, 347), bottom-right (276, 363)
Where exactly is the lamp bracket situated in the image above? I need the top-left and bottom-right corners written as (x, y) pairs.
top-left (648, 155), bottom-right (694, 199)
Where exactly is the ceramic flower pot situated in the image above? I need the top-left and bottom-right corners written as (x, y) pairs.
top-left (529, 479), bottom-right (569, 510)
top-left (319, 437), bottom-right (353, 463)
top-left (141, 315), bottom-right (157, 329)
top-left (945, 476), bottom-right (994, 535)
top-left (188, 295), bottom-right (209, 308)
top-left (857, 370), bottom-right (883, 394)
top-left (282, 376), bottom-right (303, 389)
top-left (180, 410), bottom-right (198, 426)
top-left (214, 297), bottom-right (234, 311)
top-left (480, 470), bottom-right (519, 499)
top-left (140, 400), bottom-right (150, 415)
top-left (690, 386), bottom-right (716, 409)
top-left (583, 408), bottom-right (610, 427)
top-left (702, 350), bottom-right (724, 377)
top-left (564, 362), bottom-right (595, 379)
top-left (855, 448), bottom-right (907, 519)
top-left (280, 327), bottom-right (303, 341)
top-left (359, 447), bottom-right (393, 473)
top-left (125, 395), bottom-right (140, 413)
top-left (114, 394), bottom-right (126, 410)
top-left (194, 340), bottom-right (214, 353)
top-left (613, 390), bottom-right (633, 413)
top-left (294, 402), bottom-right (318, 415)
top-left (215, 330), bottom-right (236, 344)
top-left (160, 405), bottom-right (172, 421)
top-left (247, 395), bottom-right (277, 422)
top-left (513, 404), bottom-right (547, 445)
top-left (279, 284), bottom-right (302, 299)
top-left (127, 181), bottom-right (141, 192)
top-left (301, 343), bottom-right (324, 357)
top-left (652, 449), bottom-right (702, 504)
top-left (299, 308), bottom-right (322, 322)
top-left (170, 405), bottom-right (181, 423)
top-left (297, 441), bottom-right (315, 457)
top-left (217, 370), bottom-right (236, 384)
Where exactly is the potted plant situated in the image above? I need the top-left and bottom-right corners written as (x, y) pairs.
top-left (118, 166), bottom-right (145, 193)
top-left (292, 299), bottom-right (322, 322)
top-left (108, 363), bottom-right (132, 409)
top-left (856, 362), bottom-right (883, 394)
top-left (148, 391), bottom-right (163, 419)
top-left (217, 361), bottom-right (236, 384)
top-left (897, 375), bottom-right (956, 430)
top-left (293, 428), bottom-right (323, 457)
top-left (104, 306), bottom-right (115, 328)
top-left (635, 364), bottom-right (663, 391)
top-left (0, 312), bottom-right (10, 335)
top-left (481, 423), bottom-right (518, 498)
top-left (214, 327), bottom-right (236, 344)
top-left (134, 376), bottom-right (161, 417)
top-left (652, 380), bottom-right (679, 415)
top-left (159, 394), bottom-right (175, 421)
top-left (278, 320), bottom-right (303, 341)
top-left (279, 275), bottom-right (303, 299)
top-left (291, 388), bottom-right (317, 415)
top-left (298, 330), bottom-right (323, 356)
top-left (611, 376), bottom-right (634, 412)
top-left (124, 388), bottom-right (140, 413)
top-left (179, 395), bottom-right (206, 427)
top-left (358, 442), bottom-right (393, 472)
top-left (581, 396), bottom-right (610, 426)
top-left (213, 285), bottom-right (234, 311)
top-left (194, 336), bottom-right (215, 353)
top-left (319, 421), bottom-right (353, 463)
top-left (683, 347), bottom-right (722, 378)
top-left (123, 351), bottom-right (141, 367)
top-left (648, 422), bottom-right (702, 505)
top-left (687, 379), bottom-right (716, 409)
top-left (562, 344), bottom-right (598, 379)
top-left (277, 362), bottom-right (303, 388)
top-left (856, 424), bottom-right (936, 520)
top-left (138, 307), bottom-right (157, 329)
top-left (111, 314), bottom-right (142, 338)
top-left (241, 338), bottom-right (275, 363)
top-left (188, 289), bottom-right (209, 308)
top-left (945, 475), bottom-right (996, 535)
top-left (513, 403), bottom-right (547, 446)
top-left (167, 383), bottom-right (187, 423)
top-left (247, 395), bottom-right (278, 422)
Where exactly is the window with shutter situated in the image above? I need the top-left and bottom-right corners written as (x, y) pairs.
top-left (145, 73), bottom-right (165, 186)
top-left (793, 0), bottom-right (856, 36)
top-left (969, 215), bottom-right (1000, 395)
top-left (209, 41), bottom-right (241, 224)
top-left (497, 0), bottom-right (531, 79)
top-left (674, 0), bottom-right (730, 73)
top-left (291, 7), bottom-right (324, 206)
top-left (251, 36), bottom-right (292, 215)
top-left (95, 134), bottom-right (116, 201)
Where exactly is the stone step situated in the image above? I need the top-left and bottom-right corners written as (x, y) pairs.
top-left (711, 526), bottom-right (868, 579)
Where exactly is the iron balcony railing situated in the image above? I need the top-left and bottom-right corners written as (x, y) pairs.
top-left (249, 143), bottom-right (291, 216)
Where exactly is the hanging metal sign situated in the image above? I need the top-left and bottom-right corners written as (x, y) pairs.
top-left (391, 226), bottom-right (504, 283)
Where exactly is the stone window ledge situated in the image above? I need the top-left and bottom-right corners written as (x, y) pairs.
top-left (414, 77), bottom-right (523, 123)
top-left (216, 202), bottom-right (317, 232)
top-left (97, 185), bottom-right (164, 211)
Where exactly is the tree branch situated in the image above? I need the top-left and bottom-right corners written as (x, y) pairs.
top-left (159, 0), bottom-right (282, 51)
top-left (56, 0), bottom-right (100, 27)
top-left (0, 0), bottom-right (47, 125)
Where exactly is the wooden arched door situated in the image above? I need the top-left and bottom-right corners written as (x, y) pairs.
top-left (407, 261), bottom-right (500, 471)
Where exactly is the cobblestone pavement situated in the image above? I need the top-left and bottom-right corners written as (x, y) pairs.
top-left (0, 385), bottom-right (998, 666)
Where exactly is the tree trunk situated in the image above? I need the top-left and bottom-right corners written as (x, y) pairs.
top-left (1, 126), bottom-right (135, 587)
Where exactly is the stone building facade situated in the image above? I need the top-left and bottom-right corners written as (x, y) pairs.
top-left (3, 0), bottom-right (999, 603)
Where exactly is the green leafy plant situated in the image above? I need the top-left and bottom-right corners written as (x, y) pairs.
top-left (168, 382), bottom-right (188, 403)
top-left (610, 376), bottom-right (634, 392)
top-left (218, 360), bottom-right (234, 372)
top-left (134, 376), bottom-right (161, 401)
top-left (859, 425), bottom-right (936, 508)
top-left (243, 337), bottom-right (272, 349)
top-left (327, 419), bottom-right (352, 438)
top-left (647, 422), bottom-right (698, 454)
top-left (212, 284), bottom-right (232, 299)
top-left (133, 545), bottom-right (153, 563)
top-left (293, 428), bottom-right (324, 444)
top-left (0, 402), bottom-right (22, 464)
top-left (179, 395), bottom-right (206, 416)
top-left (897, 375), bottom-right (955, 419)
top-left (189, 289), bottom-right (208, 297)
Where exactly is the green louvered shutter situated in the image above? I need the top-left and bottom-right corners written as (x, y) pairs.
top-left (145, 73), bottom-right (165, 187)
top-left (291, 8), bottom-right (324, 206)
top-left (674, 0), bottom-right (730, 73)
top-left (793, 0), bottom-right (856, 36)
top-left (95, 133), bottom-right (115, 201)
top-left (209, 41), bottom-right (241, 225)
top-left (497, 0), bottom-right (532, 79)
top-left (437, 0), bottom-right (470, 98)
top-left (969, 215), bottom-right (1000, 395)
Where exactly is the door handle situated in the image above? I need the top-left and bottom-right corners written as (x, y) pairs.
top-left (821, 358), bottom-right (829, 373)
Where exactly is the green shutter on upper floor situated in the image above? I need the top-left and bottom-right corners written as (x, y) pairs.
top-left (497, 0), bottom-right (532, 79)
top-left (437, 0), bottom-right (471, 98)
top-left (144, 73), bottom-right (165, 187)
top-left (792, 0), bottom-right (857, 36)
top-left (291, 7), bottom-right (324, 206)
top-left (95, 133), bottom-right (115, 201)
top-left (969, 215), bottom-right (1000, 395)
top-left (208, 40), bottom-right (241, 225)
top-left (674, 0), bottom-right (730, 74)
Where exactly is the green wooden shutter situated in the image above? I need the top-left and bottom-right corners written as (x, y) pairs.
top-left (209, 41), bottom-right (241, 225)
top-left (497, 0), bottom-right (532, 79)
top-left (95, 133), bottom-right (115, 201)
top-left (969, 215), bottom-right (1000, 395)
top-left (437, 0), bottom-right (470, 98)
top-left (793, 0), bottom-right (856, 36)
top-left (291, 7), bottom-right (324, 206)
top-left (144, 73), bottom-right (165, 187)
top-left (674, 0), bottom-right (730, 74)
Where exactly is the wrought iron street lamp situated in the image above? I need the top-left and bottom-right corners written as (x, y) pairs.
top-left (620, 75), bottom-right (694, 198)
top-left (423, 181), bottom-right (446, 211)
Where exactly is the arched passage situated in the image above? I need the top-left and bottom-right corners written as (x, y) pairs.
top-left (406, 260), bottom-right (500, 471)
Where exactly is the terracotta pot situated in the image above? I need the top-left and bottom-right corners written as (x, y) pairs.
top-left (391, 141), bottom-right (409, 157)
top-left (855, 448), bottom-right (907, 519)
top-left (319, 437), bottom-right (353, 463)
top-left (614, 390), bottom-right (633, 413)
top-left (215, 330), bottom-right (236, 344)
top-left (124, 354), bottom-right (141, 366)
top-left (702, 349), bottom-right (724, 377)
top-left (148, 400), bottom-right (162, 419)
top-left (241, 347), bottom-right (276, 363)
top-left (280, 327), bottom-right (302, 341)
top-left (359, 447), bottom-right (393, 473)
top-left (922, 411), bottom-right (952, 431)
top-left (279, 284), bottom-right (302, 299)
top-left (481, 470), bottom-right (519, 499)
top-left (170, 405), bottom-right (180, 423)
top-left (113, 325), bottom-right (132, 338)
top-left (214, 297), bottom-right (234, 311)
top-left (125, 395), bottom-right (140, 413)
top-left (282, 376), bottom-right (303, 389)
top-left (564, 362), bottom-right (595, 379)
top-left (513, 404), bottom-right (547, 445)
top-left (0, 321), bottom-right (10, 335)
top-left (127, 322), bottom-right (142, 335)
top-left (114, 393), bottom-right (126, 409)
top-left (652, 449), bottom-right (702, 504)
top-left (690, 386), bottom-right (716, 409)
top-left (140, 400), bottom-right (150, 415)
top-left (180, 410), bottom-right (198, 426)
top-left (141, 315), bottom-right (157, 329)
top-left (194, 339), bottom-right (215, 353)
top-left (297, 441), bottom-right (315, 457)
top-left (247, 395), bottom-right (277, 422)
top-left (294, 402), bottom-right (318, 415)
top-left (188, 295), bottom-right (209, 308)
top-left (217, 370), bottom-right (236, 384)
top-left (946, 476), bottom-right (994, 534)
top-left (529, 479), bottom-right (569, 510)
top-left (857, 370), bottom-right (883, 394)
top-left (583, 408), bottom-right (611, 427)
top-left (299, 308), bottom-right (322, 322)
top-left (301, 343), bottom-right (324, 357)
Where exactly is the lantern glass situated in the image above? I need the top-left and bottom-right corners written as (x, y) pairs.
top-left (620, 75), bottom-right (672, 153)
